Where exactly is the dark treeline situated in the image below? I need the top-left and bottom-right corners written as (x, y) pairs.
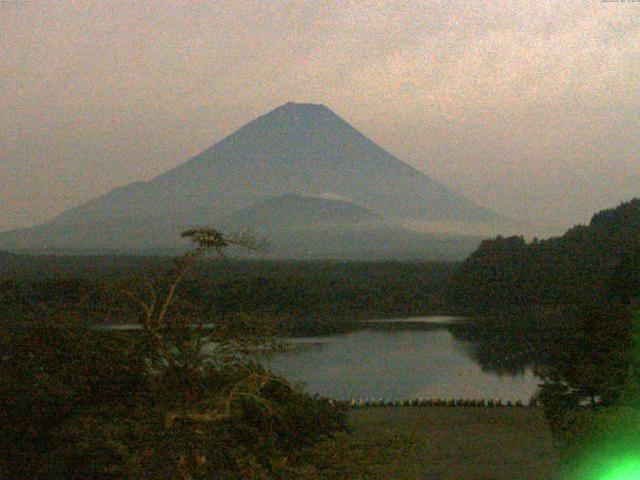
top-left (447, 200), bottom-right (640, 400)
top-left (448, 198), bottom-right (640, 314)
top-left (449, 199), bottom-right (640, 470)
top-left (445, 198), bottom-right (636, 380)
top-left (0, 258), bottom-right (455, 335)
top-left (3, 200), bottom-right (639, 346)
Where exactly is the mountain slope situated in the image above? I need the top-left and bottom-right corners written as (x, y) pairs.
top-left (218, 193), bottom-right (383, 232)
top-left (218, 194), bottom-right (482, 260)
top-left (0, 102), bottom-right (510, 255)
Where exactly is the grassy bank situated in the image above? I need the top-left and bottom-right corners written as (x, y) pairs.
top-left (346, 406), bottom-right (558, 480)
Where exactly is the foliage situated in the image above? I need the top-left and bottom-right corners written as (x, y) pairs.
top-left (448, 198), bottom-right (640, 313)
top-left (535, 310), bottom-right (640, 476)
top-left (446, 199), bottom-right (640, 471)
top-left (0, 259), bottom-right (454, 335)
top-left (535, 304), bottom-right (633, 409)
top-left (534, 246), bottom-right (640, 420)
top-left (446, 199), bottom-right (640, 402)
top-left (0, 316), bottom-right (149, 478)
top-left (0, 228), bottom-right (348, 479)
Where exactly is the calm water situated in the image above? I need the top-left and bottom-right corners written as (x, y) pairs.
top-left (258, 317), bottom-right (540, 403)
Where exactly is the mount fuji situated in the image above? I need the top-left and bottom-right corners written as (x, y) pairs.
top-left (0, 102), bottom-right (512, 258)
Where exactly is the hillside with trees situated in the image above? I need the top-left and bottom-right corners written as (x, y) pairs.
top-left (448, 198), bottom-right (640, 313)
top-left (448, 199), bottom-right (640, 471)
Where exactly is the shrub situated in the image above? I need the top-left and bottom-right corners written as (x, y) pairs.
top-left (0, 230), bottom-right (348, 479)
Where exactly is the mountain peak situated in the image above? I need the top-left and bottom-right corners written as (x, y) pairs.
top-left (281, 101), bottom-right (327, 110)
top-left (269, 101), bottom-right (334, 120)
top-left (212, 101), bottom-right (345, 148)
top-left (0, 102), bottom-right (512, 254)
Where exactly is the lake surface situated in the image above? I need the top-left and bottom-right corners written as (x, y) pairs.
top-left (257, 316), bottom-right (541, 403)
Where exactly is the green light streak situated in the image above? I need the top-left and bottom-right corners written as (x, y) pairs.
top-left (599, 458), bottom-right (640, 480)
top-left (561, 311), bottom-right (640, 480)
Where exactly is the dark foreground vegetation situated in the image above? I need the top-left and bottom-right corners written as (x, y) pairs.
top-left (450, 199), bottom-right (640, 476)
top-left (0, 318), bottom-right (349, 479)
top-left (0, 231), bottom-right (363, 479)
top-left (1, 199), bottom-right (640, 478)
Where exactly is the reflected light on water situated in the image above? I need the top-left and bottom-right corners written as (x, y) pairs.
top-left (258, 316), bottom-right (541, 402)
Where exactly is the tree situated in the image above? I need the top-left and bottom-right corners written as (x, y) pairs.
top-left (0, 228), bottom-right (347, 479)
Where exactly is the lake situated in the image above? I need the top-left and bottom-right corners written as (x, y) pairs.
top-left (257, 316), bottom-right (541, 403)
top-left (96, 316), bottom-right (542, 403)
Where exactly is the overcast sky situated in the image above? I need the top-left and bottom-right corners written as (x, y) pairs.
top-left (2, 0), bottom-right (639, 234)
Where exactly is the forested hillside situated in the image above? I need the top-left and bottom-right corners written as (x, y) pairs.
top-left (445, 199), bottom-right (640, 469)
top-left (448, 198), bottom-right (640, 313)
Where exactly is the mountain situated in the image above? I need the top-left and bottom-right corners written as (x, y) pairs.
top-left (0, 102), bottom-right (510, 256)
top-left (219, 193), bottom-right (383, 232)
top-left (217, 193), bottom-right (482, 260)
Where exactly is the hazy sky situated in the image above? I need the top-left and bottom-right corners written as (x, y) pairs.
top-left (2, 0), bottom-right (639, 234)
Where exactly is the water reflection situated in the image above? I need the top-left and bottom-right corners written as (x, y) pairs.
top-left (448, 316), bottom-right (554, 376)
top-left (257, 317), bottom-right (541, 402)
